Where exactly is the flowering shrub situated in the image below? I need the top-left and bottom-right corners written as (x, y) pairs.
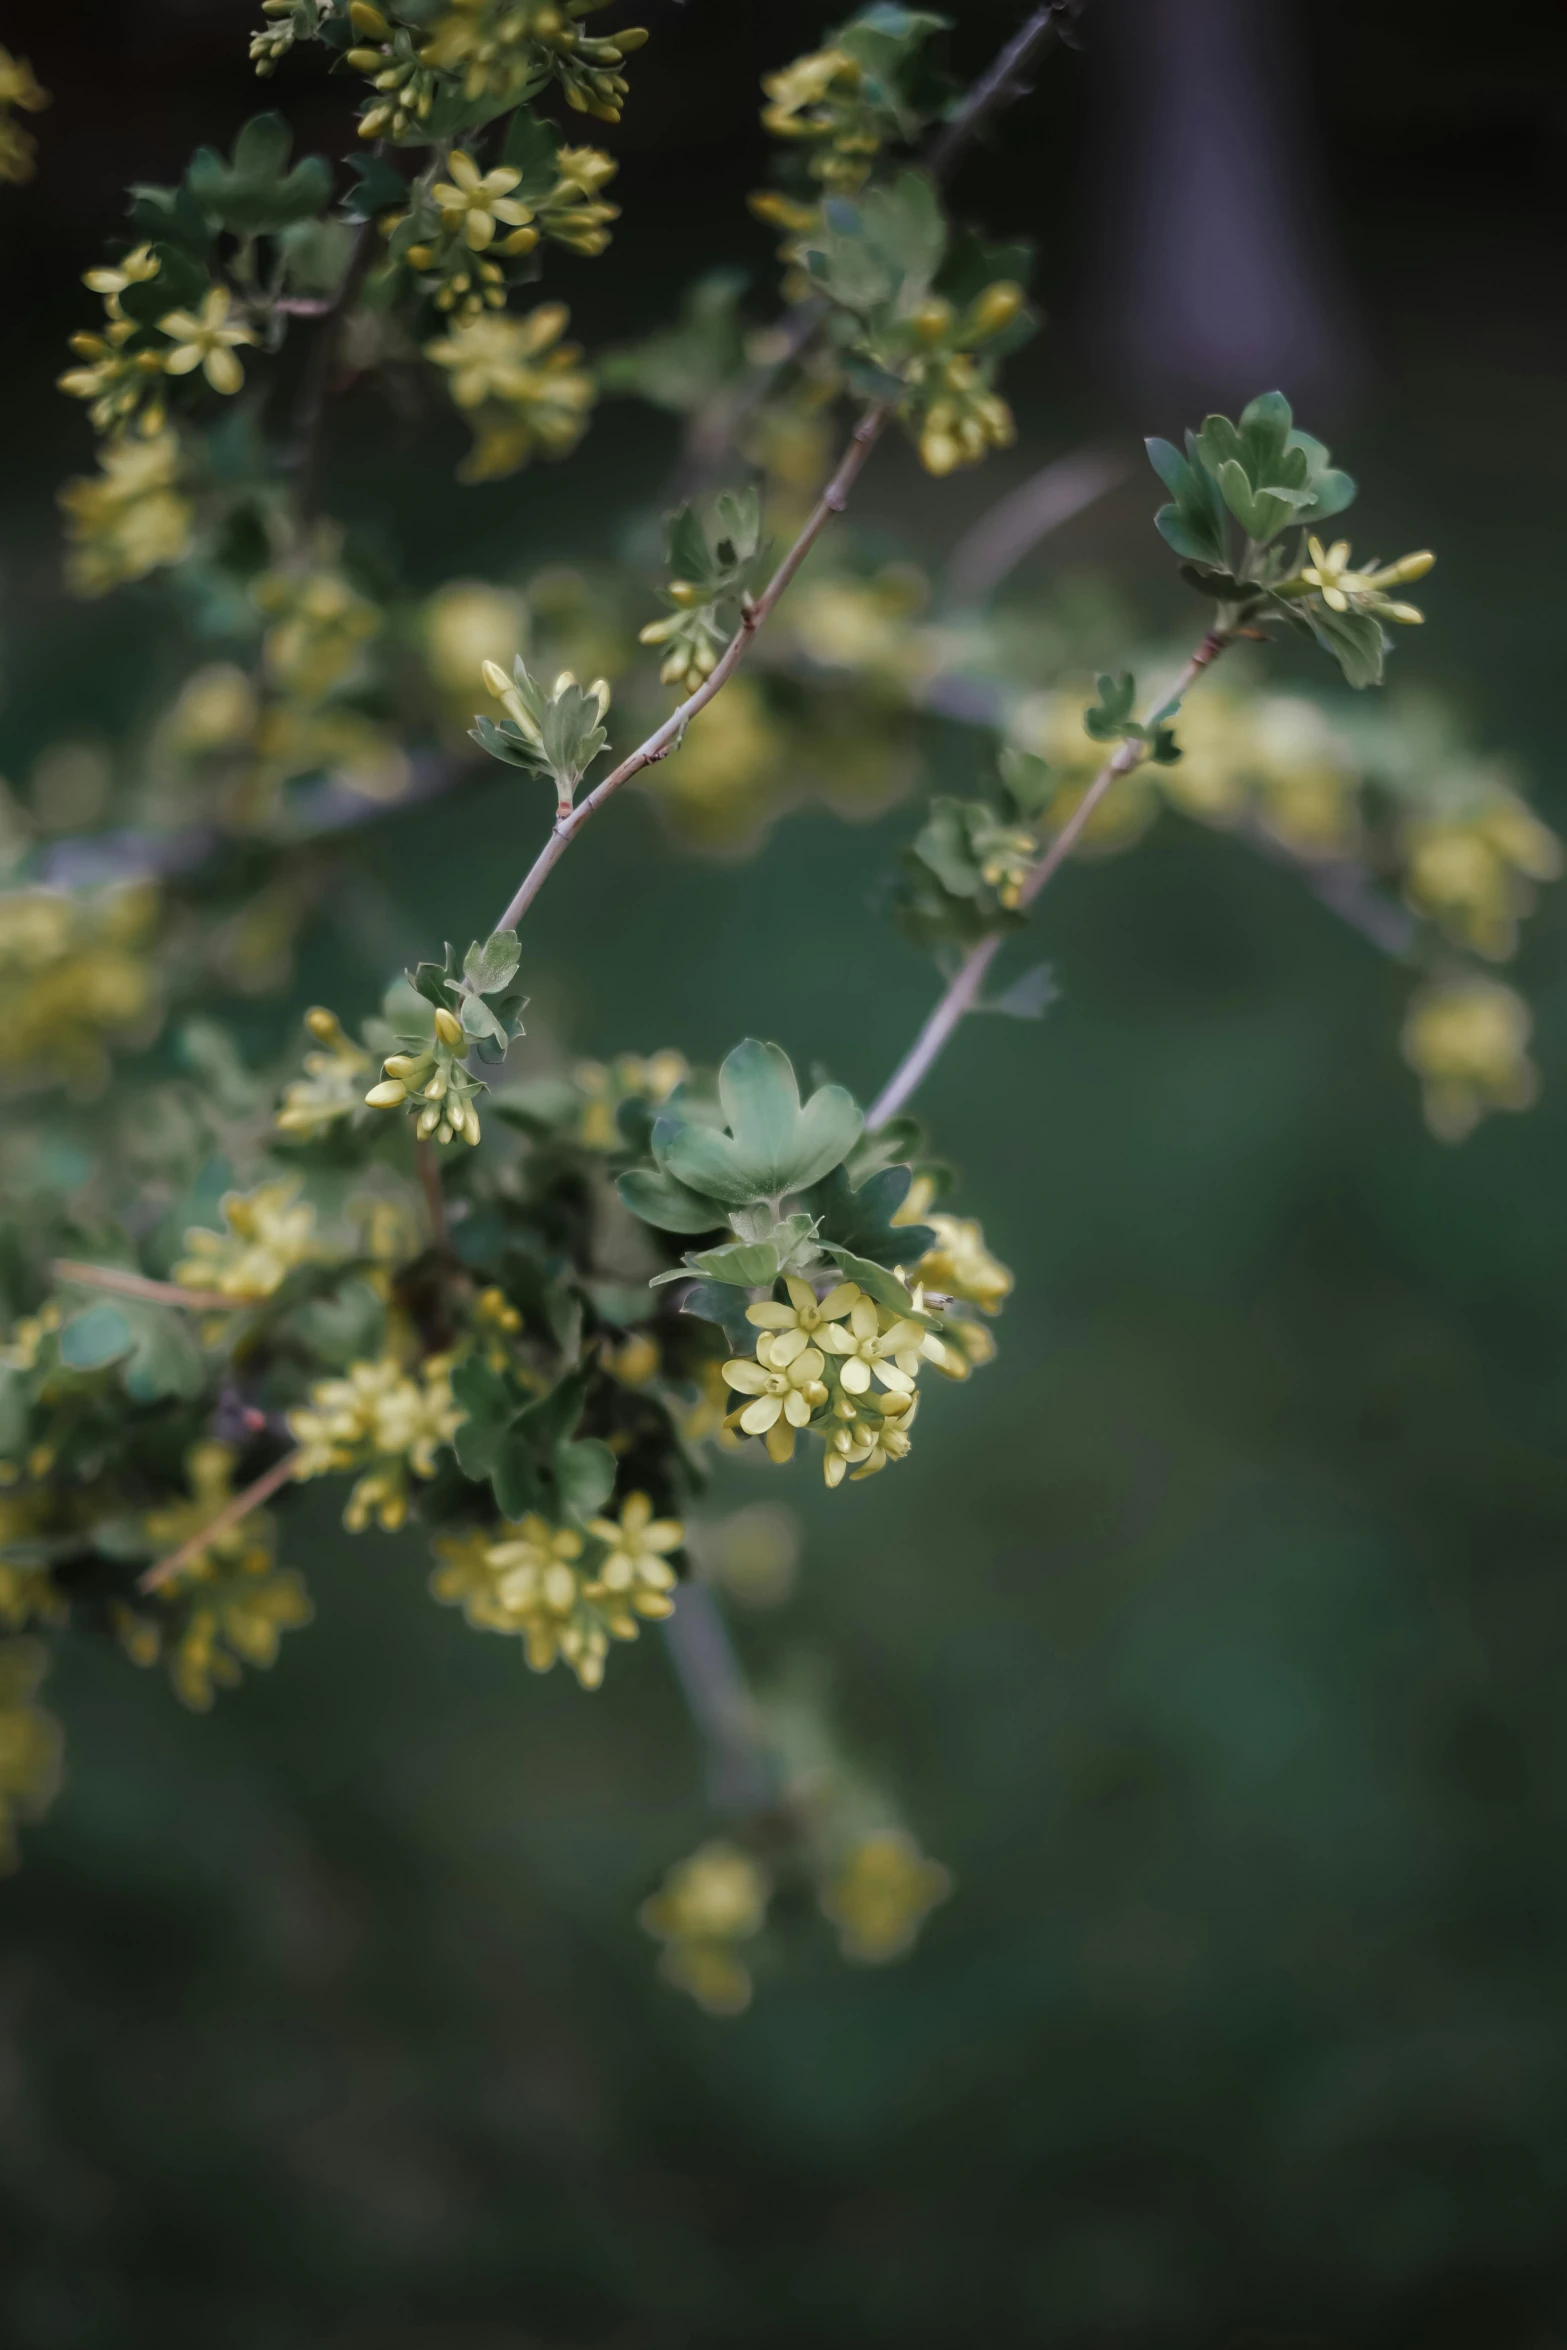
top-left (0, 0), bottom-right (1553, 2014)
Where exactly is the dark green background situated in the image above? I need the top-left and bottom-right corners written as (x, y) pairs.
top-left (3, 3), bottom-right (1567, 2342)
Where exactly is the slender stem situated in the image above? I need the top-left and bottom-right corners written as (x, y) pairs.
top-left (138, 1449), bottom-right (304, 1595)
top-left (660, 1583), bottom-right (776, 1815)
top-left (492, 402), bottom-right (894, 935)
top-left (52, 1259), bottom-right (238, 1315)
top-left (414, 1137), bottom-right (451, 1255)
top-left (287, 211), bottom-right (379, 527)
top-left (867, 627), bottom-right (1234, 1129)
top-left (924, 2), bottom-right (1083, 178)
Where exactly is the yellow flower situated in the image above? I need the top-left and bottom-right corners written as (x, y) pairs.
top-left (746, 1276), bottom-right (861, 1348)
top-left (173, 1179), bottom-right (323, 1303)
top-left (421, 579), bottom-right (526, 701)
top-left (823, 1390), bottom-right (916, 1488)
top-left (821, 1830), bottom-right (952, 1963)
top-left (908, 1215), bottom-right (1013, 1316)
top-left (639, 1840), bottom-right (770, 2016)
top-left (0, 48), bottom-right (49, 113)
top-left (141, 1443), bottom-right (313, 1711)
top-left (157, 286), bottom-right (257, 396)
top-left (83, 243), bottom-right (161, 303)
top-left (432, 149), bottom-right (534, 250)
top-left (912, 354), bottom-right (1016, 477)
top-left (1297, 537), bottom-right (1434, 626)
top-left (276, 1005), bottom-right (373, 1139)
top-left (722, 1342), bottom-right (829, 1463)
top-left (585, 1491), bottom-right (681, 1616)
top-left (424, 305), bottom-right (596, 482)
top-left (1401, 792), bottom-right (1562, 960)
top-left (426, 302), bottom-right (570, 407)
top-left (58, 430), bottom-right (193, 597)
top-left (252, 560), bottom-right (382, 702)
top-left (1400, 976), bottom-right (1539, 1144)
top-left (815, 1295), bottom-right (925, 1396)
top-left (0, 881), bottom-right (159, 1091)
top-left (288, 1355), bottom-right (461, 1531)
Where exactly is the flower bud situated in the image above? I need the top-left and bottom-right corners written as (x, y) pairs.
top-left (365, 1079), bottom-right (407, 1108)
top-left (613, 25), bottom-right (650, 49)
top-left (417, 1104), bottom-right (441, 1139)
top-left (668, 580), bottom-right (705, 609)
top-left (345, 46), bottom-right (382, 69)
top-left (433, 1006), bottom-right (465, 1049)
top-left (305, 1006), bottom-right (342, 1044)
top-left (966, 280), bottom-right (1026, 340)
top-left (383, 1053), bottom-right (424, 1079)
top-left (910, 297), bottom-right (954, 346)
top-left (482, 659), bottom-right (513, 700)
top-left (348, 0), bottom-right (390, 33)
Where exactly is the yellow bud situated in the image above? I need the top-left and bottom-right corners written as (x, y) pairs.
top-left (1379, 550), bottom-right (1436, 585)
top-left (405, 243), bottom-right (436, 269)
top-left (345, 46), bottom-right (382, 69)
top-left (500, 225), bottom-right (539, 255)
top-left (383, 1053), bottom-right (425, 1079)
top-left (349, 0), bottom-right (389, 33)
top-left (304, 1005), bottom-right (341, 1043)
top-left (365, 1079), bottom-right (407, 1108)
top-left (966, 280), bottom-right (1026, 339)
top-left (358, 106), bottom-right (393, 138)
top-left (433, 1006), bottom-right (465, 1048)
top-left (588, 677), bottom-right (611, 716)
top-left (910, 297), bottom-right (954, 345)
top-left (417, 1103), bottom-right (441, 1139)
top-left (552, 670), bottom-right (577, 695)
top-left (668, 579), bottom-right (705, 608)
top-left (612, 24), bottom-right (649, 48)
top-left (424, 1069), bottom-right (449, 1100)
top-left (482, 659), bottom-right (513, 699)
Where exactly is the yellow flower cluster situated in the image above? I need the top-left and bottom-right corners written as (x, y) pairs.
top-left (571, 1048), bottom-right (688, 1148)
top-left (289, 1354), bottom-right (462, 1531)
top-left (424, 304), bottom-right (596, 483)
top-left (276, 1005), bottom-right (374, 1139)
top-left (140, 1443), bottom-right (313, 1711)
top-left (639, 1839), bottom-right (770, 2015)
top-left (894, 1178), bottom-right (1014, 1317)
top-left (904, 292), bottom-right (1025, 479)
top-left (1400, 975), bottom-right (1538, 1144)
top-left (365, 1003), bottom-right (488, 1148)
top-left (58, 430), bottom-right (194, 598)
top-left (58, 245), bottom-right (169, 437)
top-left (430, 1492), bottom-right (681, 1689)
top-left (400, 146), bottom-right (619, 322)
top-left (1401, 791), bottom-right (1563, 960)
top-left (173, 1179), bottom-right (324, 1304)
top-left (253, 557), bottom-right (383, 703)
top-left (720, 1270), bottom-right (999, 1488)
top-left (820, 1830), bottom-right (952, 1964)
top-left (416, 1), bottom-right (645, 121)
top-left (0, 46), bottom-right (49, 185)
top-left (0, 882), bottom-right (159, 1093)
top-left (759, 45), bottom-right (886, 194)
top-left (0, 1639), bottom-right (62, 1871)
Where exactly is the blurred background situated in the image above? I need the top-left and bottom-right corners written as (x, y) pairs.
top-left (4, 1), bottom-right (1567, 2342)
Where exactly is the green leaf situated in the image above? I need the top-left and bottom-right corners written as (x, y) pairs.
top-left (463, 930), bottom-right (522, 997)
top-left (186, 114), bottom-right (333, 233)
top-left (678, 1240), bottom-right (780, 1289)
top-left (804, 1164), bottom-right (935, 1265)
top-left (667, 504), bottom-right (714, 589)
top-left (654, 1040), bottom-right (862, 1207)
top-left (987, 963), bottom-right (1059, 1020)
top-left (679, 1282), bottom-right (755, 1349)
top-left (821, 1247), bottom-right (919, 1318)
top-left (121, 1307), bottom-right (205, 1403)
top-left (997, 747), bottom-right (1054, 820)
top-left (553, 1436), bottom-right (616, 1527)
top-left (127, 180), bottom-right (213, 256)
top-left (58, 1304), bottom-right (133, 1371)
top-left (343, 153), bottom-right (409, 221)
top-left (616, 1168), bottom-right (727, 1236)
top-left (1307, 603), bottom-right (1386, 690)
top-left (501, 107), bottom-right (562, 202)
top-left (492, 1432), bottom-right (541, 1522)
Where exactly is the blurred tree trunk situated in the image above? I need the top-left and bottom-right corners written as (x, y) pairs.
top-left (1094, 0), bottom-right (1359, 415)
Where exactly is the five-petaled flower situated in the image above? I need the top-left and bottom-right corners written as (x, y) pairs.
top-left (432, 150), bottom-right (535, 251)
top-left (1298, 536), bottom-right (1433, 626)
top-left (157, 286), bottom-right (256, 395)
top-left (723, 1342), bottom-right (829, 1463)
top-left (816, 1296), bottom-right (925, 1396)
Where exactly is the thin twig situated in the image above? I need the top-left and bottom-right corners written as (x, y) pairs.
top-left (924, 2), bottom-right (1083, 178)
top-left (138, 1449), bottom-right (304, 1595)
top-left (661, 1584), bottom-right (776, 1814)
top-left (414, 1136), bottom-right (451, 1254)
top-left (867, 626), bottom-right (1234, 1128)
top-left (52, 1259), bottom-right (238, 1315)
top-left (492, 401), bottom-right (894, 934)
top-left (943, 445), bottom-right (1128, 607)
